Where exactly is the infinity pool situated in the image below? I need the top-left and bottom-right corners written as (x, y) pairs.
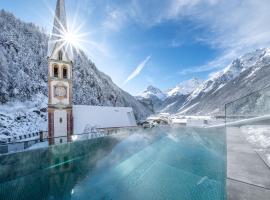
top-left (0, 127), bottom-right (226, 200)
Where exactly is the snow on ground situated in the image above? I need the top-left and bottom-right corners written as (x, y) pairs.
top-left (241, 125), bottom-right (270, 166)
top-left (166, 78), bottom-right (203, 97)
top-left (0, 94), bottom-right (47, 139)
top-left (241, 125), bottom-right (270, 148)
top-left (178, 102), bottom-right (199, 114)
top-left (162, 101), bottom-right (177, 112)
top-left (0, 134), bottom-right (8, 140)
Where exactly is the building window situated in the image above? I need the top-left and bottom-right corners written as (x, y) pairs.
top-left (63, 67), bottom-right (68, 79)
top-left (58, 51), bottom-right (63, 61)
top-left (59, 118), bottom-right (63, 123)
top-left (53, 65), bottom-right (59, 78)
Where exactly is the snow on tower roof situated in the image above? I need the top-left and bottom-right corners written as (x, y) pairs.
top-left (48, 0), bottom-right (72, 61)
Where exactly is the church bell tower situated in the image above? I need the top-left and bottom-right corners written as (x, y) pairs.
top-left (48, 0), bottom-right (73, 145)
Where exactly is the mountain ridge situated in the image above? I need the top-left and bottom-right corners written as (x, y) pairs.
top-left (137, 48), bottom-right (270, 115)
top-left (179, 48), bottom-right (270, 115)
top-left (166, 78), bottom-right (203, 97)
top-left (136, 78), bottom-right (204, 113)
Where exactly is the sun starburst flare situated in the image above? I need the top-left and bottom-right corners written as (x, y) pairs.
top-left (49, 18), bottom-right (90, 59)
top-left (42, 0), bottom-right (109, 61)
top-left (43, 0), bottom-right (93, 60)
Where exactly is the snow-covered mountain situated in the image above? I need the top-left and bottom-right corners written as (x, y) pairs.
top-left (137, 78), bottom-right (203, 100)
top-left (137, 78), bottom-right (203, 113)
top-left (166, 78), bottom-right (203, 97)
top-left (0, 10), bottom-right (152, 137)
top-left (176, 48), bottom-right (270, 115)
top-left (137, 48), bottom-right (270, 116)
top-left (138, 85), bottom-right (166, 100)
top-left (136, 86), bottom-right (165, 113)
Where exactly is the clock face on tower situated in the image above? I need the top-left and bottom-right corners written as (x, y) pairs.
top-left (54, 85), bottom-right (67, 98)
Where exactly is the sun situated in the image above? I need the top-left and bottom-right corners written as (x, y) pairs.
top-left (48, 12), bottom-right (89, 59)
top-left (64, 31), bottom-right (78, 47)
top-left (45, 1), bottom-right (100, 60)
top-left (57, 23), bottom-right (87, 58)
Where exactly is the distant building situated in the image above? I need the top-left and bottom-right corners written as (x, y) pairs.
top-left (47, 0), bottom-right (136, 145)
top-left (171, 118), bottom-right (187, 126)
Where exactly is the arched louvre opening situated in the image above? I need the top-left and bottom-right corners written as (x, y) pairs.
top-left (53, 65), bottom-right (59, 78)
top-left (63, 67), bottom-right (68, 79)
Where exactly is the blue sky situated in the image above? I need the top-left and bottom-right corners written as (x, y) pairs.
top-left (1, 0), bottom-right (270, 95)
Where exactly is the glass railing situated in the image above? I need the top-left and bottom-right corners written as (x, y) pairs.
top-left (225, 85), bottom-right (270, 124)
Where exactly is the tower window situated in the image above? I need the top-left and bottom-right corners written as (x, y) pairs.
top-left (58, 51), bottom-right (63, 61)
top-left (53, 65), bottom-right (59, 78)
top-left (63, 67), bottom-right (68, 79)
top-left (59, 118), bottom-right (63, 123)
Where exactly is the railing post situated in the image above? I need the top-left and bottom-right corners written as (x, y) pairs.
top-left (40, 131), bottom-right (43, 142)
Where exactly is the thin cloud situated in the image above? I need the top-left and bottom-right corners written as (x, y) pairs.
top-left (124, 55), bottom-right (151, 85)
top-left (78, 0), bottom-right (270, 83)
top-left (165, 0), bottom-right (270, 76)
top-left (102, 8), bottom-right (128, 31)
top-left (178, 50), bottom-right (238, 75)
top-left (94, 0), bottom-right (270, 61)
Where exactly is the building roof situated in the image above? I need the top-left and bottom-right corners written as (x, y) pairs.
top-left (73, 105), bottom-right (137, 134)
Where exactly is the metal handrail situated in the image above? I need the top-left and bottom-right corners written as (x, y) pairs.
top-left (0, 126), bottom-right (138, 146)
top-left (0, 132), bottom-right (106, 155)
top-left (0, 132), bottom-right (97, 146)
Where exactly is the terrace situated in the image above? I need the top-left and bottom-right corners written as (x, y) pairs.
top-left (225, 86), bottom-right (270, 199)
top-left (1, 87), bottom-right (270, 199)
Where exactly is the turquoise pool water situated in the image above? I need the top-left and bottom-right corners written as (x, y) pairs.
top-left (0, 127), bottom-right (226, 200)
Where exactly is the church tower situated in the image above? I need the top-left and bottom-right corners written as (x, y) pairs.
top-left (48, 0), bottom-right (73, 145)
